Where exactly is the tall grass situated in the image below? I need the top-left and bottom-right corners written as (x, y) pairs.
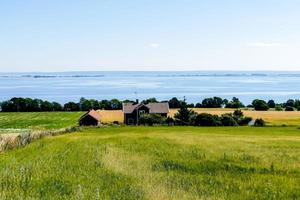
top-left (0, 126), bottom-right (299, 199)
top-left (0, 127), bottom-right (79, 152)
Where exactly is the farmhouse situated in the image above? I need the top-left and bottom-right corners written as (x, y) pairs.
top-left (122, 101), bottom-right (169, 125)
top-left (79, 109), bottom-right (101, 126)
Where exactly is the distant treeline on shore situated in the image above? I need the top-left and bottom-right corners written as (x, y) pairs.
top-left (1, 97), bottom-right (300, 112)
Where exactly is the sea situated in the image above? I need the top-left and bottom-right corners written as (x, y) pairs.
top-left (0, 71), bottom-right (300, 104)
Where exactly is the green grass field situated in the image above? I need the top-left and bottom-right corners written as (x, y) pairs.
top-left (1, 126), bottom-right (300, 199)
top-left (1, 109), bottom-right (300, 132)
top-left (0, 112), bottom-right (84, 130)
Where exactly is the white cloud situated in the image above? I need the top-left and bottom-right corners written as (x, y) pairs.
top-left (149, 43), bottom-right (159, 48)
top-left (246, 42), bottom-right (282, 47)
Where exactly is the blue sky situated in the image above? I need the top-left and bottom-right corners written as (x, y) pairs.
top-left (0, 0), bottom-right (300, 72)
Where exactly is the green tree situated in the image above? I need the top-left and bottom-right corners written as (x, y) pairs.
top-left (79, 97), bottom-right (92, 111)
top-left (110, 99), bottom-right (122, 110)
top-left (285, 99), bottom-right (295, 107)
top-left (141, 98), bottom-right (158, 104)
top-left (52, 102), bottom-right (63, 111)
top-left (174, 102), bottom-right (196, 125)
top-left (252, 99), bottom-right (269, 111)
top-left (225, 97), bottom-right (244, 108)
top-left (64, 102), bottom-right (80, 111)
top-left (168, 97), bottom-right (184, 108)
top-left (267, 100), bottom-right (276, 108)
top-left (41, 101), bottom-right (54, 111)
top-left (201, 97), bottom-right (225, 108)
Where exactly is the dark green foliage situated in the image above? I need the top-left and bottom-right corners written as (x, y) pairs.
top-left (267, 100), bottom-right (276, 108)
top-left (99, 100), bottom-right (111, 110)
top-left (63, 102), bottom-right (80, 111)
top-left (221, 114), bottom-right (238, 126)
top-left (285, 106), bottom-right (294, 111)
top-left (186, 103), bottom-right (195, 108)
top-left (254, 118), bottom-right (266, 127)
top-left (285, 99), bottom-right (295, 107)
top-left (79, 97), bottom-right (92, 111)
top-left (233, 109), bottom-right (243, 120)
top-left (165, 117), bottom-right (175, 125)
top-left (295, 100), bottom-right (300, 109)
top-left (168, 97), bottom-right (185, 108)
top-left (199, 97), bottom-right (226, 108)
top-left (0, 98), bottom-right (62, 112)
top-left (141, 98), bottom-right (158, 104)
top-left (174, 103), bottom-right (197, 125)
top-left (239, 117), bottom-right (253, 126)
top-left (139, 114), bottom-right (166, 126)
top-left (275, 105), bottom-right (283, 111)
top-left (252, 99), bottom-right (269, 111)
top-left (232, 110), bottom-right (253, 126)
top-left (225, 97), bottom-right (244, 108)
top-left (40, 101), bottom-right (53, 111)
top-left (109, 99), bottom-right (122, 110)
top-left (194, 113), bottom-right (221, 126)
top-left (195, 103), bottom-right (202, 108)
top-left (52, 102), bottom-right (63, 111)
top-left (174, 108), bottom-right (252, 127)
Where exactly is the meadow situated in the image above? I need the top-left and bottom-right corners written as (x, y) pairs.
top-left (0, 112), bottom-right (84, 130)
top-left (0, 126), bottom-right (299, 199)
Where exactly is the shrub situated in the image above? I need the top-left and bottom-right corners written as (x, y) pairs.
top-left (233, 109), bottom-right (244, 120)
top-left (165, 117), bottom-right (174, 126)
top-left (194, 113), bottom-right (221, 126)
top-left (221, 114), bottom-right (238, 126)
top-left (254, 118), bottom-right (266, 127)
top-left (285, 106), bottom-right (294, 111)
top-left (239, 117), bottom-right (253, 126)
top-left (139, 114), bottom-right (166, 126)
top-left (275, 105), bottom-right (283, 111)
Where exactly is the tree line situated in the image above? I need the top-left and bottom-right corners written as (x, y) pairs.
top-left (0, 96), bottom-right (299, 112)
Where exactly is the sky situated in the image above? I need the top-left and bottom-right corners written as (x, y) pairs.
top-left (0, 0), bottom-right (300, 72)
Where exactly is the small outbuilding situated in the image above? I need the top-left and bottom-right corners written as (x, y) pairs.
top-left (79, 109), bottom-right (101, 126)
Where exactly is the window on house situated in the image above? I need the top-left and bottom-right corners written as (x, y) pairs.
top-left (139, 110), bottom-right (145, 115)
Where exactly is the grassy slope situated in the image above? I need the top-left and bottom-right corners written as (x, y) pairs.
top-left (0, 126), bottom-right (299, 199)
top-left (0, 112), bottom-right (84, 130)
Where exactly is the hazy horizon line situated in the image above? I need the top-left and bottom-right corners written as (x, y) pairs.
top-left (1, 69), bottom-right (300, 73)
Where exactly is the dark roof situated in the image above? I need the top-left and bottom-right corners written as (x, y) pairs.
top-left (122, 102), bottom-right (169, 114)
top-left (79, 109), bottom-right (101, 121)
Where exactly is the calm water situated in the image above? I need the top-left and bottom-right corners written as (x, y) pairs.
top-left (0, 71), bottom-right (300, 104)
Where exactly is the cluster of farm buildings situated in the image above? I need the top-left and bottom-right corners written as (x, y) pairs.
top-left (79, 100), bottom-right (169, 126)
